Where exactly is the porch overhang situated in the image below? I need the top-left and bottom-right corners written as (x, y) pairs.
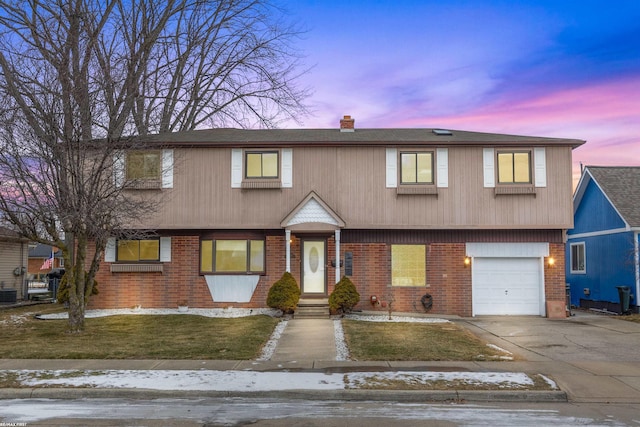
top-left (280, 191), bottom-right (345, 230)
top-left (281, 191), bottom-right (345, 283)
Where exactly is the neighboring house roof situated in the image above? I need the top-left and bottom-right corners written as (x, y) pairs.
top-left (576, 166), bottom-right (640, 228)
top-left (0, 226), bottom-right (28, 243)
top-left (28, 243), bottom-right (63, 258)
top-left (137, 127), bottom-right (585, 148)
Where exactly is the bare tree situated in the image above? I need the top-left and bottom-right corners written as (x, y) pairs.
top-left (0, 0), bottom-right (308, 332)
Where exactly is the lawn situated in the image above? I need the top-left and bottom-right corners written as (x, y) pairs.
top-left (0, 304), bottom-right (279, 360)
top-left (0, 305), bottom-right (509, 361)
top-left (341, 319), bottom-right (510, 361)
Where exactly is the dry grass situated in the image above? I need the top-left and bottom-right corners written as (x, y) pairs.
top-left (0, 304), bottom-right (279, 360)
top-left (1, 304), bottom-right (510, 362)
top-left (618, 313), bottom-right (640, 323)
top-left (342, 319), bottom-right (510, 361)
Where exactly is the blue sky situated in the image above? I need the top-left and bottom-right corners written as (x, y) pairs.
top-left (280, 0), bottom-right (640, 183)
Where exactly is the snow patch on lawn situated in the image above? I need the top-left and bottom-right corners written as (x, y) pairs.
top-left (12, 369), bottom-right (549, 391)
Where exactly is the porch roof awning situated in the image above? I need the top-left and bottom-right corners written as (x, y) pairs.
top-left (280, 191), bottom-right (345, 231)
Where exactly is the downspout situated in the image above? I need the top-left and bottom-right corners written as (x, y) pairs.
top-left (335, 229), bottom-right (341, 284)
top-left (285, 229), bottom-right (291, 273)
top-left (635, 231), bottom-right (639, 311)
top-left (21, 241), bottom-right (26, 300)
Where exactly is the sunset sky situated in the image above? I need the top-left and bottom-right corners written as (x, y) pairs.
top-left (280, 0), bottom-right (640, 184)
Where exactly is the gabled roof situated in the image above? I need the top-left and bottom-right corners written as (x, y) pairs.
top-left (575, 166), bottom-right (640, 227)
top-left (137, 127), bottom-right (585, 149)
top-left (281, 191), bottom-right (345, 231)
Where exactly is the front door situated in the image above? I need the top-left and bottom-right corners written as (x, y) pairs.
top-left (302, 240), bottom-right (326, 295)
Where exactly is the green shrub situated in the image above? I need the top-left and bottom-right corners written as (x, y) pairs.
top-left (266, 272), bottom-right (301, 314)
top-left (56, 272), bottom-right (99, 304)
top-left (329, 276), bottom-right (360, 314)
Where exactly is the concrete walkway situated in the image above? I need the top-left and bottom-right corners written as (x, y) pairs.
top-left (270, 318), bottom-right (337, 362)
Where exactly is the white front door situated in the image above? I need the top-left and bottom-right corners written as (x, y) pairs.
top-left (473, 257), bottom-right (543, 315)
top-left (302, 240), bottom-right (326, 294)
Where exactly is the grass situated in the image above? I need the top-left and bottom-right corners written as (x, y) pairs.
top-left (341, 319), bottom-right (511, 361)
top-left (0, 305), bottom-right (509, 362)
top-left (0, 304), bottom-right (279, 360)
top-left (618, 313), bottom-right (640, 323)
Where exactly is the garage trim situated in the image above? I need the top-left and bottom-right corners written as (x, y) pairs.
top-left (467, 243), bottom-right (548, 316)
top-left (466, 242), bottom-right (549, 258)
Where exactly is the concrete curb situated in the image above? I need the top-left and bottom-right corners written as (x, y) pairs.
top-left (0, 387), bottom-right (567, 403)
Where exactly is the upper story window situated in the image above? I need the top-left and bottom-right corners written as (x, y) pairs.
top-left (400, 152), bottom-right (434, 185)
top-left (497, 151), bottom-right (531, 184)
top-left (570, 242), bottom-right (586, 274)
top-left (246, 151), bottom-right (279, 179)
top-left (117, 239), bottom-right (160, 262)
top-left (126, 151), bottom-right (162, 181)
top-left (200, 239), bottom-right (265, 274)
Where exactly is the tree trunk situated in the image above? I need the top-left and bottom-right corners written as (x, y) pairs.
top-left (67, 285), bottom-right (86, 333)
top-left (67, 235), bottom-right (88, 333)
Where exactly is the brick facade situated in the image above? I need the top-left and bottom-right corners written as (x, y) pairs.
top-left (87, 232), bottom-right (566, 317)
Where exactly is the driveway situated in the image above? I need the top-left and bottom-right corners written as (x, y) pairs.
top-left (460, 310), bottom-right (640, 362)
top-left (459, 310), bottom-right (640, 403)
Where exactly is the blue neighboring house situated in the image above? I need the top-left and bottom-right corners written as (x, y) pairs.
top-left (566, 166), bottom-right (640, 313)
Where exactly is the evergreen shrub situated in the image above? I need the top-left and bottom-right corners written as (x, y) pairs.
top-left (266, 272), bottom-right (301, 314)
top-left (329, 276), bottom-right (360, 314)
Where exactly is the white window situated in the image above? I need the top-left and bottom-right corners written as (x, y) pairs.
top-left (570, 242), bottom-right (586, 274)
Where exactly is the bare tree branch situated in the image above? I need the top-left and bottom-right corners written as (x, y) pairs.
top-left (0, 0), bottom-right (308, 332)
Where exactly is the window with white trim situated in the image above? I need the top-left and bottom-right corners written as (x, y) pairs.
top-left (570, 242), bottom-right (586, 274)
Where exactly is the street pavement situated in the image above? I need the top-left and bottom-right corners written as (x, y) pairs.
top-left (1, 310), bottom-right (640, 403)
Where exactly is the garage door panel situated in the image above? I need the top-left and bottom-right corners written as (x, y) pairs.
top-left (473, 257), bottom-right (542, 316)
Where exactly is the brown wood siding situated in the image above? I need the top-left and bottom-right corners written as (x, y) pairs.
top-left (142, 145), bottom-right (575, 230)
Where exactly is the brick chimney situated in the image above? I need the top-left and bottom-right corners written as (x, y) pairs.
top-left (340, 115), bottom-right (355, 132)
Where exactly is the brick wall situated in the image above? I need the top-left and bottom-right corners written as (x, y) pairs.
top-left (86, 234), bottom-right (565, 318)
top-left (545, 242), bottom-right (567, 302)
top-left (342, 242), bottom-right (473, 317)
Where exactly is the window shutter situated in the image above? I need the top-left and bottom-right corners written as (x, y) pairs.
top-left (105, 237), bottom-right (116, 262)
top-left (162, 149), bottom-right (174, 188)
top-left (483, 148), bottom-right (495, 188)
top-left (160, 237), bottom-right (171, 262)
top-left (534, 147), bottom-right (547, 187)
top-left (281, 148), bottom-right (293, 188)
top-left (231, 149), bottom-right (242, 188)
top-left (113, 152), bottom-right (124, 188)
top-left (436, 148), bottom-right (448, 188)
top-left (386, 148), bottom-right (397, 188)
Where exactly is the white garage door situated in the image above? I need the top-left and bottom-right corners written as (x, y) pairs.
top-left (473, 257), bottom-right (543, 315)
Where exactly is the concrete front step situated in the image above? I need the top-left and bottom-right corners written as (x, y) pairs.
top-left (296, 298), bottom-right (330, 318)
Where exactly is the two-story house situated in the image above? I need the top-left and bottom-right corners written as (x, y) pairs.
top-left (91, 116), bottom-right (584, 317)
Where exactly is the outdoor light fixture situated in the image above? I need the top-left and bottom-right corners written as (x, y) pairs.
top-left (547, 257), bottom-right (555, 268)
top-left (464, 257), bottom-right (471, 267)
